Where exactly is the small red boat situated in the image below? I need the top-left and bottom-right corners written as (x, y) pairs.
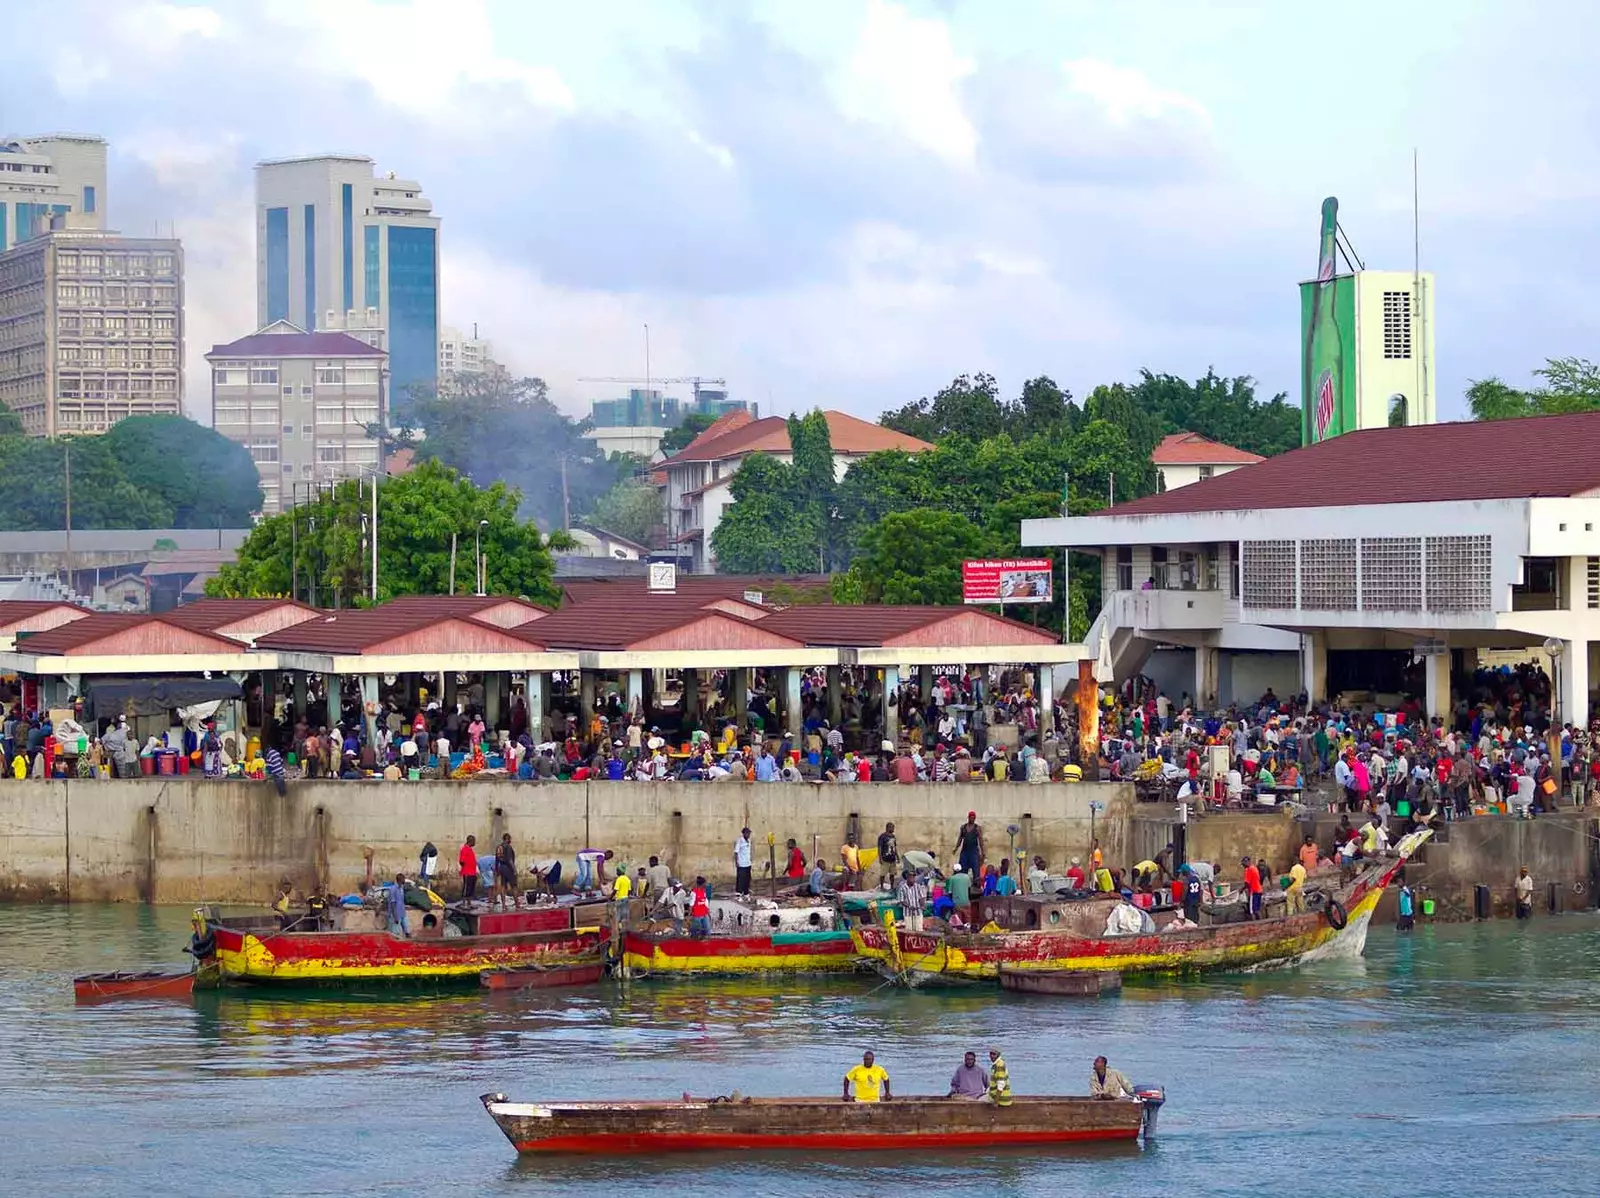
top-left (73, 970), bottom-right (199, 1004)
top-left (480, 961), bottom-right (607, 990)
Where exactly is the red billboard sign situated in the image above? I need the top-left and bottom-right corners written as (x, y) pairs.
top-left (962, 558), bottom-right (1053, 605)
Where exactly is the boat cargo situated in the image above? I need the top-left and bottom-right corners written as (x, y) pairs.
top-left (480, 1088), bottom-right (1164, 1154)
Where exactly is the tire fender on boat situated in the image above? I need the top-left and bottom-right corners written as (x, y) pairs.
top-left (1324, 899), bottom-right (1348, 930)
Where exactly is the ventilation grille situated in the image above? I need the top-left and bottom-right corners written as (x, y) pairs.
top-left (1383, 291), bottom-right (1412, 360)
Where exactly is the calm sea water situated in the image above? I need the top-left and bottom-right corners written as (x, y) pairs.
top-left (2, 903), bottom-right (1598, 1196)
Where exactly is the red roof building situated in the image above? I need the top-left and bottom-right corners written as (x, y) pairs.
top-left (1150, 431), bottom-right (1264, 493)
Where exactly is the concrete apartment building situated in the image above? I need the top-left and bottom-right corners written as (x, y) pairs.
top-left (207, 321), bottom-right (387, 515)
top-left (1151, 432), bottom-right (1263, 492)
top-left (438, 324), bottom-right (501, 379)
top-left (0, 231), bottom-right (184, 435)
top-left (255, 155), bottom-right (439, 402)
top-left (0, 134), bottom-right (107, 248)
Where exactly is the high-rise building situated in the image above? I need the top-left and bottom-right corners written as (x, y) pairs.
top-left (207, 321), bottom-right (387, 515)
top-left (0, 231), bottom-right (184, 435)
top-left (254, 154), bottom-right (439, 402)
top-left (0, 134), bottom-right (108, 250)
top-left (585, 385), bottom-right (748, 459)
top-left (438, 324), bottom-right (503, 379)
top-left (1300, 196), bottom-right (1435, 444)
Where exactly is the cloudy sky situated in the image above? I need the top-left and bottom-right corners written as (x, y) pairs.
top-left (4, 0), bottom-right (1594, 423)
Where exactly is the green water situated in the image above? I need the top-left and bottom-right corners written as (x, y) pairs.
top-left (3, 904), bottom-right (1598, 1195)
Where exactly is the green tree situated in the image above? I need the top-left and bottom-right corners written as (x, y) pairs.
top-left (1469, 358), bottom-right (1600, 421)
top-left (708, 454), bottom-right (821, 574)
top-left (660, 412), bottom-right (719, 455)
top-left (0, 436), bottom-right (172, 529)
top-left (584, 478), bottom-right (664, 545)
top-left (833, 508), bottom-right (996, 605)
top-left (208, 459), bottom-right (562, 606)
top-left (102, 415), bottom-right (263, 526)
top-left (404, 373), bottom-right (625, 530)
top-left (881, 372), bottom-right (1009, 441)
top-left (1465, 376), bottom-right (1531, 421)
top-left (0, 405), bottom-right (24, 438)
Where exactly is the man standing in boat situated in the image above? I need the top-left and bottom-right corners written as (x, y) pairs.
top-left (1090, 1056), bottom-right (1136, 1100)
top-left (843, 1051), bottom-right (891, 1103)
top-left (733, 828), bottom-right (754, 897)
top-left (954, 811), bottom-right (984, 877)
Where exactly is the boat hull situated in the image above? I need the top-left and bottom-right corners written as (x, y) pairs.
top-left (74, 967), bottom-right (212, 1003)
top-left (213, 925), bottom-right (605, 985)
top-left (481, 1094), bottom-right (1144, 1154)
top-left (480, 962), bottom-right (607, 990)
top-left (622, 930), bottom-right (860, 975)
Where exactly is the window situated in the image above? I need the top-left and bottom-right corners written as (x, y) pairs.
top-left (81, 253), bottom-right (101, 272)
top-left (1383, 291), bottom-right (1412, 360)
top-left (1359, 536), bottom-right (1423, 611)
top-left (213, 362), bottom-right (249, 386)
top-left (1426, 536), bottom-right (1493, 612)
top-left (315, 404), bottom-right (347, 424)
top-left (387, 224), bottom-right (438, 395)
top-left (345, 364), bottom-right (380, 385)
top-left (1115, 546), bottom-right (1133, 591)
top-left (317, 445), bottom-right (344, 463)
top-left (154, 253), bottom-right (174, 273)
top-left (57, 315), bottom-right (79, 333)
top-left (316, 365), bottom-right (344, 385)
top-left (154, 316), bottom-right (174, 333)
top-left (249, 363), bottom-right (279, 385)
top-left (57, 254), bottom-right (78, 275)
top-left (1241, 540), bottom-right (1296, 609)
top-left (57, 284), bottom-right (79, 302)
top-left (301, 385), bottom-right (313, 396)
top-left (265, 206), bottom-right (289, 323)
top-left (301, 423), bottom-right (313, 439)
top-left (82, 284), bottom-right (101, 302)
top-left (1198, 465), bottom-right (1214, 481)
top-left (248, 443), bottom-right (280, 464)
top-left (1588, 557), bottom-right (1599, 610)
top-left (213, 403), bottom-right (247, 423)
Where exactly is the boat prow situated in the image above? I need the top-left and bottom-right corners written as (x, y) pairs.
top-left (480, 1088), bottom-right (1164, 1154)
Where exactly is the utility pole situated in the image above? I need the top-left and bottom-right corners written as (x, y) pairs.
top-left (63, 441), bottom-right (72, 595)
top-left (291, 486), bottom-right (299, 603)
top-left (369, 469), bottom-right (379, 603)
top-left (448, 532), bottom-right (458, 595)
top-left (560, 455), bottom-right (571, 530)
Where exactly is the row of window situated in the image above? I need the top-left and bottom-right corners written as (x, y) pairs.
top-left (57, 314), bottom-right (177, 335)
top-left (216, 408), bottom-right (379, 427)
top-left (58, 346), bottom-right (178, 365)
top-left (55, 253), bottom-right (176, 276)
top-left (55, 284), bottom-right (178, 305)
top-left (57, 376), bottom-right (179, 398)
top-left (212, 366), bottom-right (381, 388)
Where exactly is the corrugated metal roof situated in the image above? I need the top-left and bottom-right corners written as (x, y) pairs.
top-left (254, 610), bottom-right (548, 654)
top-left (558, 574), bottom-right (830, 607)
top-left (1111, 411), bottom-right (1600, 517)
top-left (16, 614), bottom-right (243, 654)
top-left (377, 595), bottom-right (552, 620)
top-left (0, 600), bottom-right (88, 625)
top-left (165, 598), bottom-right (322, 631)
top-left (516, 593), bottom-right (780, 650)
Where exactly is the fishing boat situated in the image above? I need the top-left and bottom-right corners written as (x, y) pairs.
top-left (211, 903), bottom-right (606, 985)
top-left (998, 967), bottom-right (1121, 997)
top-left (480, 1088), bottom-right (1165, 1154)
top-left (73, 968), bottom-right (214, 1004)
top-left (621, 928), bottom-right (860, 976)
top-left (853, 831), bottom-right (1430, 987)
top-left (480, 961), bottom-right (607, 990)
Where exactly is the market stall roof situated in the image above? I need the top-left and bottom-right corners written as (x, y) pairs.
top-left (759, 604), bottom-right (1086, 667)
top-left (515, 595), bottom-right (827, 669)
top-left (0, 600), bottom-right (90, 650)
top-left (165, 597), bottom-right (324, 644)
top-left (374, 594), bottom-right (552, 628)
top-left (83, 675), bottom-right (244, 720)
top-left (558, 574), bottom-right (830, 608)
top-left (252, 608), bottom-right (576, 674)
top-left (0, 613), bottom-right (272, 676)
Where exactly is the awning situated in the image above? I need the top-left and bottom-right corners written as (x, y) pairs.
top-left (84, 676), bottom-right (244, 719)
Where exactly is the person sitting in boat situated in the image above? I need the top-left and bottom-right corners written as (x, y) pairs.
top-left (843, 1051), bottom-right (891, 1103)
top-left (986, 1050), bottom-right (1012, 1106)
top-left (1105, 890), bottom-right (1155, 936)
top-left (948, 1051), bottom-right (988, 1100)
top-left (273, 881), bottom-right (294, 929)
top-left (1026, 856), bottom-right (1050, 894)
top-left (804, 859), bottom-right (830, 898)
top-left (1090, 1056), bottom-right (1136, 1100)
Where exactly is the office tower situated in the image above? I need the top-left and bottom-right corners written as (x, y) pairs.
top-left (0, 134), bottom-right (108, 250)
top-left (255, 155), bottom-right (439, 403)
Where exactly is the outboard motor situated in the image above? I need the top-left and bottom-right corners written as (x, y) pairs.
top-left (1135, 1085), bottom-right (1165, 1139)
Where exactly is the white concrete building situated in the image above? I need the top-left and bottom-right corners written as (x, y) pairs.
top-left (1152, 431), bottom-right (1262, 492)
top-left (1023, 413), bottom-right (1600, 723)
top-left (0, 231), bottom-right (184, 435)
top-left (206, 321), bottom-right (387, 515)
top-left (255, 155), bottom-right (439, 401)
top-left (659, 410), bottom-right (932, 573)
top-left (438, 324), bottom-right (499, 379)
top-left (0, 135), bottom-right (107, 249)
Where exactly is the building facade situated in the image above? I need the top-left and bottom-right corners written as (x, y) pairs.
top-left (0, 231), bottom-right (184, 435)
top-left (1151, 431), bottom-right (1263, 492)
top-left (254, 155), bottom-right (438, 400)
top-left (586, 386), bottom-right (749, 460)
top-left (206, 322), bottom-right (387, 515)
top-left (438, 324), bottom-right (500, 379)
top-left (1023, 413), bottom-right (1600, 722)
top-left (0, 134), bottom-right (107, 251)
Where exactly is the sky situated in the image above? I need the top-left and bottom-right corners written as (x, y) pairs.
top-left (4, 0), bottom-right (1598, 425)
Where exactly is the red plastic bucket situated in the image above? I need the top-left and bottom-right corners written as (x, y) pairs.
top-left (156, 752), bottom-right (176, 776)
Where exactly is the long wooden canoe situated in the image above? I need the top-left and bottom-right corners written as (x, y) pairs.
top-left (480, 1090), bottom-right (1160, 1154)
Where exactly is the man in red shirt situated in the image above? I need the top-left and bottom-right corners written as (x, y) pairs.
top-left (1065, 857), bottom-right (1086, 889)
top-left (1242, 856), bottom-right (1263, 920)
top-left (458, 835), bottom-right (480, 901)
top-left (689, 876), bottom-right (712, 938)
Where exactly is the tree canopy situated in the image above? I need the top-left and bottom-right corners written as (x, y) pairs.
top-left (583, 477), bottom-right (664, 546)
top-left (709, 411), bottom-right (843, 575)
top-left (400, 373), bottom-right (628, 530)
top-left (659, 412), bottom-right (719, 455)
top-left (207, 458), bottom-right (563, 607)
top-left (101, 415), bottom-right (263, 527)
top-left (1467, 357), bottom-right (1600, 421)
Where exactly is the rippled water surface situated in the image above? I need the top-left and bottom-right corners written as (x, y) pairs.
top-left (3, 904), bottom-right (1598, 1196)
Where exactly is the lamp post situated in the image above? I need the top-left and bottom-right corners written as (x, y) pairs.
top-left (475, 519), bottom-right (489, 596)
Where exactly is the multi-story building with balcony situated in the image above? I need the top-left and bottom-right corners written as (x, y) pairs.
top-left (206, 321), bottom-right (387, 515)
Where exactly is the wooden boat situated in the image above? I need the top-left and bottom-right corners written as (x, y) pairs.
top-left (853, 830), bottom-right (1430, 987)
top-left (480, 961), bottom-right (607, 990)
top-left (480, 1089), bottom-right (1164, 1154)
top-left (211, 903), bottom-right (606, 985)
top-left (999, 967), bottom-right (1121, 996)
top-left (621, 928), bottom-right (861, 976)
top-left (74, 969), bottom-right (204, 1003)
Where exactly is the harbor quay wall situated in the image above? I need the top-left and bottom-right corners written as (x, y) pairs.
top-left (0, 779), bottom-right (1139, 905)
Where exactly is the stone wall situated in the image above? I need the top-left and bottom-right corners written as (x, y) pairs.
top-left (0, 779), bottom-right (1134, 904)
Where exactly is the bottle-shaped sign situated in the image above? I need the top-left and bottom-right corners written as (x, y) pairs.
top-left (1304, 197), bottom-right (1344, 441)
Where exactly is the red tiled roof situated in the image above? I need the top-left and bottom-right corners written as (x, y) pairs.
top-left (15, 614), bottom-right (243, 654)
top-left (255, 610), bottom-right (548, 654)
top-left (1151, 431), bottom-right (1264, 466)
top-left (658, 410), bottom-right (933, 466)
top-left (761, 604), bottom-right (1060, 647)
top-left (675, 410), bottom-right (753, 457)
top-left (1108, 412), bottom-right (1600, 517)
top-left (206, 330), bottom-right (386, 359)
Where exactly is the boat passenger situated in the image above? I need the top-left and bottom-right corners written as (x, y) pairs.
top-left (896, 869), bottom-right (927, 932)
top-left (783, 840), bottom-right (807, 880)
top-left (842, 1051), bottom-right (891, 1103)
top-left (1285, 861), bottom-right (1307, 915)
top-left (986, 1050), bottom-right (1012, 1106)
top-left (689, 877), bottom-right (712, 938)
top-left (656, 879), bottom-right (691, 935)
top-left (459, 835), bottom-right (479, 902)
top-left (1026, 856), bottom-right (1050, 894)
top-left (1064, 857), bottom-right (1086, 889)
top-left (953, 812), bottom-right (984, 876)
top-left (1090, 1056), bottom-right (1135, 1100)
top-left (646, 856), bottom-right (671, 897)
top-left (494, 834), bottom-right (519, 910)
top-left (805, 859), bottom-right (829, 898)
top-left (1242, 857), bottom-right (1264, 920)
top-left (994, 860), bottom-right (1018, 896)
top-left (272, 881), bottom-right (293, 928)
top-left (839, 838), bottom-right (862, 889)
top-left (947, 1051), bottom-right (988, 1100)
top-left (386, 873), bottom-right (410, 938)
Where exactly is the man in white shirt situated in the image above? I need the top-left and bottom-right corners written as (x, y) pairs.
top-left (1514, 866), bottom-right (1534, 918)
top-left (732, 828), bottom-right (754, 896)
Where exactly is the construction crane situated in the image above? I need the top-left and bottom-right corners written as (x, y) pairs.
top-left (578, 376), bottom-right (728, 402)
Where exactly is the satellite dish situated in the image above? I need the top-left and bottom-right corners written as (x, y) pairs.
top-left (1543, 638), bottom-right (1565, 658)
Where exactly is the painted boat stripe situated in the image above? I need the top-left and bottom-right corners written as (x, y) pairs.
top-left (510, 1128), bottom-right (1138, 1153)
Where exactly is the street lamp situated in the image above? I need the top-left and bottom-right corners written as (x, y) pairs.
top-left (475, 519), bottom-right (489, 596)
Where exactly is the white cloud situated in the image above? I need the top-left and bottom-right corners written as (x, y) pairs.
top-left (834, 0), bottom-right (978, 164)
top-left (1061, 58), bottom-right (1210, 127)
top-left (264, 0), bottom-right (574, 122)
top-left (52, 1), bottom-right (221, 97)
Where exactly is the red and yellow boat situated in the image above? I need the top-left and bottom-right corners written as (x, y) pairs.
top-left (621, 929), bottom-right (860, 976)
top-left (853, 831), bottom-right (1429, 987)
top-left (212, 904), bottom-right (606, 985)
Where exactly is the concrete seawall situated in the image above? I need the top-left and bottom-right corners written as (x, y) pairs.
top-left (0, 779), bottom-right (1136, 904)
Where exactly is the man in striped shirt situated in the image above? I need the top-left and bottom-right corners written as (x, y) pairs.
top-left (263, 746), bottom-right (287, 797)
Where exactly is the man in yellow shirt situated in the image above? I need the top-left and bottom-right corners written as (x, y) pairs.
top-left (1285, 861), bottom-right (1306, 915)
top-left (842, 1050), bottom-right (892, 1102)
